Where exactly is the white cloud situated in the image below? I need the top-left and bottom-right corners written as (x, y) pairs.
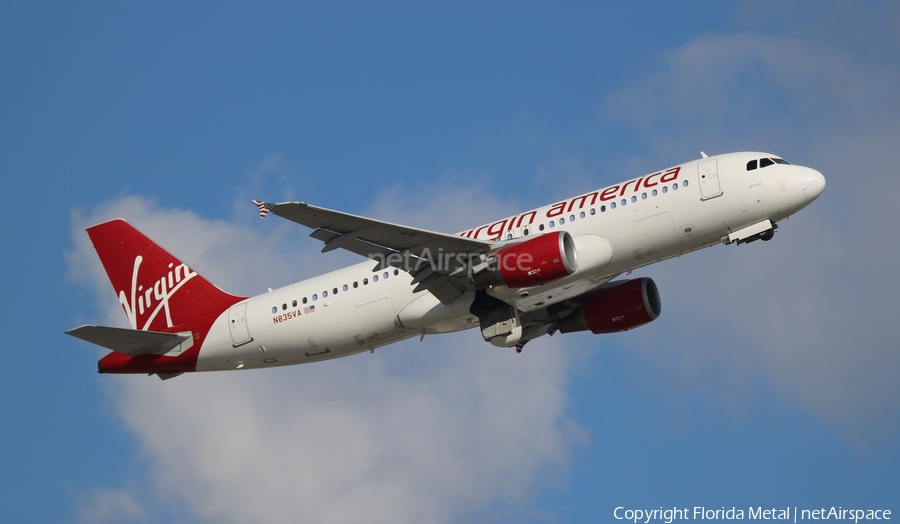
top-left (77, 489), bottom-right (146, 524)
top-left (68, 191), bottom-right (583, 524)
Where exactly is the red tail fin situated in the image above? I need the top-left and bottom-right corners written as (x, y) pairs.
top-left (88, 219), bottom-right (243, 333)
top-left (87, 220), bottom-right (246, 375)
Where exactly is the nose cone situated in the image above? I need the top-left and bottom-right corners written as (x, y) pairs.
top-left (798, 166), bottom-right (826, 203)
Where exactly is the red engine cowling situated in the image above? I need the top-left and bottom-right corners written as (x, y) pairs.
top-left (477, 231), bottom-right (578, 288)
top-left (558, 278), bottom-right (661, 334)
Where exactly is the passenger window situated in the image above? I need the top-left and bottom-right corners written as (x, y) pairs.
top-left (600, 205), bottom-right (606, 212)
top-left (590, 208), bottom-right (596, 215)
top-left (363, 278), bottom-right (368, 285)
top-left (373, 275), bottom-right (379, 282)
top-left (580, 211), bottom-right (585, 218)
top-left (652, 189), bottom-right (658, 196)
top-left (353, 282), bottom-right (358, 288)
top-left (292, 300), bottom-right (297, 307)
top-left (282, 303), bottom-right (287, 310)
top-left (747, 159), bottom-right (758, 171)
top-left (343, 284), bottom-right (349, 291)
top-left (672, 183), bottom-right (678, 190)
top-left (333, 287), bottom-right (338, 294)
top-left (662, 186), bottom-right (668, 193)
top-left (621, 199), bottom-right (627, 206)
top-left (383, 272), bottom-right (389, 279)
top-left (323, 291), bottom-right (328, 298)
top-left (611, 202), bottom-right (616, 209)
top-left (559, 218), bottom-right (565, 224)
top-left (272, 306), bottom-right (277, 314)
top-left (760, 158), bottom-right (774, 168)
top-left (641, 193), bottom-right (647, 200)
top-left (631, 196), bottom-right (637, 203)
top-left (539, 224), bottom-right (545, 231)
top-left (683, 180), bottom-right (688, 187)
top-left (394, 269), bottom-right (399, 276)
top-left (523, 228), bottom-right (529, 236)
top-left (313, 294), bottom-right (318, 301)
top-left (549, 221), bottom-right (555, 228)
top-left (569, 214), bottom-right (575, 221)
top-left (302, 297), bottom-right (308, 304)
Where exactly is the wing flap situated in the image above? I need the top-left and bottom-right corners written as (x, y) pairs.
top-left (309, 228), bottom-right (397, 259)
top-left (66, 325), bottom-right (193, 357)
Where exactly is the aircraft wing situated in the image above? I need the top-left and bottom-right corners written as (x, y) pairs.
top-left (253, 200), bottom-right (494, 303)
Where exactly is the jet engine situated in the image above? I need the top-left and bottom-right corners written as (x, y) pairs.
top-left (557, 278), bottom-right (661, 334)
top-left (473, 231), bottom-right (578, 289)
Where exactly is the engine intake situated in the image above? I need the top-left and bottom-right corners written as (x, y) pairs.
top-left (474, 231), bottom-right (578, 289)
top-left (558, 278), bottom-right (661, 334)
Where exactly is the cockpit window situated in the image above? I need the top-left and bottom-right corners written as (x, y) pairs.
top-left (749, 157), bottom-right (791, 171)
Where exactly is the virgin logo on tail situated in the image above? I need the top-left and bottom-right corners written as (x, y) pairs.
top-left (119, 255), bottom-right (197, 331)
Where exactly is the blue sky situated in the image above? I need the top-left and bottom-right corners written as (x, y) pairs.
top-left (2, 2), bottom-right (898, 522)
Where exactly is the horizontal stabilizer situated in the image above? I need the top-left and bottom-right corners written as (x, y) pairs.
top-left (66, 325), bottom-right (193, 357)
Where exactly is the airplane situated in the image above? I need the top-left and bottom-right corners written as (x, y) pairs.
top-left (67, 151), bottom-right (825, 379)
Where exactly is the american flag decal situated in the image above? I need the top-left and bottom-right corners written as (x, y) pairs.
top-left (251, 200), bottom-right (275, 218)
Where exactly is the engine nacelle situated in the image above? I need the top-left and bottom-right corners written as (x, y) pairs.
top-left (474, 231), bottom-right (578, 289)
top-left (558, 278), bottom-right (661, 334)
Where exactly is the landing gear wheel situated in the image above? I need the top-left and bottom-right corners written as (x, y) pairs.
top-left (515, 344), bottom-right (524, 354)
top-left (760, 228), bottom-right (775, 241)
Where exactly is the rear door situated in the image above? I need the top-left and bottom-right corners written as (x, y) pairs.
top-left (228, 303), bottom-right (252, 347)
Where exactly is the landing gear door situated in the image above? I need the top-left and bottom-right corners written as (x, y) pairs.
top-left (228, 302), bottom-right (252, 347)
top-left (698, 159), bottom-right (723, 200)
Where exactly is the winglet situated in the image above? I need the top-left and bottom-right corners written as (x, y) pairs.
top-left (251, 200), bottom-right (274, 218)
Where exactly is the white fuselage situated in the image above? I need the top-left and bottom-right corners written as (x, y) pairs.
top-left (196, 152), bottom-right (825, 371)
